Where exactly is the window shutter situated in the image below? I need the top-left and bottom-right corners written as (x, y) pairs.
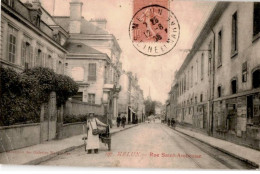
top-left (29, 46), bottom-right (33, 68)
top-left (56, 59), bottom-right (59, 73)
top-left (21, 41), bottom-right (26, 66)
top-left (34, 48), bottom-right (38, 66)
top-left (88, 63), bottom-right (96, 81)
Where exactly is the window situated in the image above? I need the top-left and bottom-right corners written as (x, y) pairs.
top-left (21, 41), bottom-right (26, 66)
top-left (57, 60), bottom-right (62, 74)
top-left (72, 92), bottom-right (83, 101)
top-left (184, 75), bottom-right (186, 92)
top-left (8, 25), bottom-right (17, 63)
top-left (88, 63), bottom-right (96, 81)
top-left (231, 12), bottom-right (238, 55)
top-left (217, 86), bottom-right (222, 98)
top-left (231, 79), bottom-right (237, 94)
top-left (253, 2), bottom-right (260, 37)
top-left (217, 30), bottom-right (222, 66)
top-left (201, 53), bottom-right (204, 80)
top-left (191, 66), bottom-right (193, 87)
top-left (200, 94), bottom-right (203, 102)
top-left (47, 55), bottom-right (53, 69)
top-left (252, 69), bottom-right (260, 88)
top-left (88, 94), bottom-right (95, 104)
top-left (242, 62), bottom-right (247, 82)
top-left (187, 70), bottom-right (189, 90)
top-left (22, 42), bottom-right (33, 69)
top-left (104, 66), bottom-right (108, 83)
top-left (35, 49), bottom-right (42, 67)
top-left (208, 41), bottom-right (212, 76)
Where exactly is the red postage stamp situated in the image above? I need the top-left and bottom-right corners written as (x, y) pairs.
top-left (129, 0), bottom-right (180, 56)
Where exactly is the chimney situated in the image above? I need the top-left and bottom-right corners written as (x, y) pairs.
top-left (89, 18), bottom-right (107, 29)
top-left (69, 0), bottom-right (83, 34)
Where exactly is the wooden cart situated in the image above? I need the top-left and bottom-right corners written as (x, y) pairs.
top-left (82, 125), bottom-right (111, 151)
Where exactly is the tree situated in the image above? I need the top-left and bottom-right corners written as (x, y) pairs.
top-left (144, 98), bottom-right (156, 116)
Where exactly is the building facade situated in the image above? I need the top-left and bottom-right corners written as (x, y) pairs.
top-left (1, 0), bottom-right (67, 74)
top-left (52, 0), bottom-right (122, 125)
top-left (118, 71), bottom-right (145, 124)
top-left (168, 2), bottom-right (260, 150)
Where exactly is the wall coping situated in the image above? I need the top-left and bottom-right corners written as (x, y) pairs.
top-left (69, 99), bottom-right (102, 107)
top-left (63, 122), bottom-right (84, 127)
top-left (0, 123), bottom-right (40, 130)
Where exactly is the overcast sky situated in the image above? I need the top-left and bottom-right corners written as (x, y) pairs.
top-left (40, 0), bottom-right (216, 103)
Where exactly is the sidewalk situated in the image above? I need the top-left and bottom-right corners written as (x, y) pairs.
top-left (172, 125), bottom-right (260, 168)
top-left (0, 124), bottom-right (137, 165)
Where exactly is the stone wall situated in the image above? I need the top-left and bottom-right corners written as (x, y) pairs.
top-left (61, 122), bottom-right (85, 139)
top-left (64, 99), bottom-right (104, 116)
top-left (0, 123), bottom-right (41, 153)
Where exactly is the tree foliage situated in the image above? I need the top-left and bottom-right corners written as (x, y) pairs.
top-left (0, 66), bottom-right (79, 126)
top-left (144, 99), bottom-right (156, 116)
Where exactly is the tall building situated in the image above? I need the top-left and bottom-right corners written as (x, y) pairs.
top-left (168, 2), bottom-right (260, 150)
top-left (118, 71), bottom-right (145, 124)
top-left (52, 0), bottom-right (122, 125)
top-left (1, 0), bottom-right (67, 74)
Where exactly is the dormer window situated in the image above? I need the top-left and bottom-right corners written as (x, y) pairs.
top-left (77, 44), bottom-right (82, 48)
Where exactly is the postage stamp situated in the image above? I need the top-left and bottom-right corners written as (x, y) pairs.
top-left (129, 0), bottom-right (180, 56)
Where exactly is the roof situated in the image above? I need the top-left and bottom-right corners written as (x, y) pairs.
top-left (64, 42), bottom-right (104, 55)
top-left (53, 16), bottom-right (109, 35)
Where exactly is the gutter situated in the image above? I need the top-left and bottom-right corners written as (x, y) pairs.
top-left (210, 28), bottom-right (216, 136)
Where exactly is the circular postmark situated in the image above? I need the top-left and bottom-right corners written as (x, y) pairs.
top-left (129, 4), bottom-right (180, 56)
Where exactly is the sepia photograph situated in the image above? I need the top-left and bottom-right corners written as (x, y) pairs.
top-left (0, 0), bottom-right (260, 170)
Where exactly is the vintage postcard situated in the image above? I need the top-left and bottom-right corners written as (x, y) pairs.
top-left (0, 0), bottom-right (260, 170)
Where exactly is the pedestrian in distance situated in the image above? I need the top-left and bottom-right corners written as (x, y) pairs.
top-left (86, 113), bottom-right (107, 154)
top-left (121, 114), bottom-right (126, 128)
top-left (116, 115), bottom-right (121, 127)
top-left (171, 118), bottom-right (174, 127)
top-left (172, 119), bottom-right (176, 129)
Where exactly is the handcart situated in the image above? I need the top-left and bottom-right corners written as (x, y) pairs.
top-left (99, 125), bottom-right (111, 151)
top-left (82, 125), bottom-right (111, 151)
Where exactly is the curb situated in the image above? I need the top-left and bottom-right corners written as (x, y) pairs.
top-left (25, 124), bottom-right (139, 165)
top-left (165, 124), bottom-right (259, 169)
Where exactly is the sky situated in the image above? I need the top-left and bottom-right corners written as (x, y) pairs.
top-left (39, 0), bottom-right (216, 103)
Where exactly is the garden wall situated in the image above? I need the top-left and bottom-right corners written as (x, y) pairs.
top-left (0, 123), bottom-right (40, 153)
top-left (64, 99), bottom-right (104, 116)
top-left (61, 122), bottom-right (86, 139)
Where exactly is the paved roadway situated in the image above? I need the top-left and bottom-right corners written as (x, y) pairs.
top-left (40, 122), bottom-right (254, 169)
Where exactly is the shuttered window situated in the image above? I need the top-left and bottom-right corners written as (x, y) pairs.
top-left (88, 63), bottom-right (96, 81)
top-left (21, 41), bottom-right (26, 66)
top-left (231, 12), bottom-right (238, 55)
top-left (201, 53), bottom-right (204, 80)
top-left (217, 30), bottom-right (222, 67)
